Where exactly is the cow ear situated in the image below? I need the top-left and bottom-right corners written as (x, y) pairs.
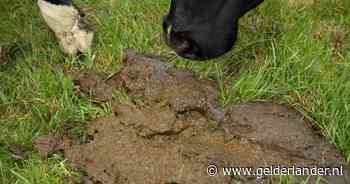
top-left (238, 0), bottom-right (264, 17)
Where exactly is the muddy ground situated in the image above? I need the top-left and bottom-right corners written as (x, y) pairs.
top-left (0, 46), bottom-right (9, 66)
top-left (35, 49), bottom-right (349, 184)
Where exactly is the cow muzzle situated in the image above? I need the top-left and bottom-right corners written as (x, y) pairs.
top-left (162, 16), bottom-right (203, 60)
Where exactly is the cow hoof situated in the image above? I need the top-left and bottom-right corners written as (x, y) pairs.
top-left (38, 0), bottom-right (94, 56)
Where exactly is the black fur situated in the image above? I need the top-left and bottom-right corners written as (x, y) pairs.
top-left (43, 0), bottom-right (72, 6)
top-left (163, 0), bottom-right (264, 60)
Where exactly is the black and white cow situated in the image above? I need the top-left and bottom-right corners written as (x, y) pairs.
top-left (38, 0), bottom-right (264, 60)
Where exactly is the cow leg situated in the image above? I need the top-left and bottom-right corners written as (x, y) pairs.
top-left (239, 0), bottom-right (265, 17)
top-left (37, 0), bottom-right (94, 55)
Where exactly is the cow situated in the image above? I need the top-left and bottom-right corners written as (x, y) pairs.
top-left (37, 0), bottom-right (264, 60)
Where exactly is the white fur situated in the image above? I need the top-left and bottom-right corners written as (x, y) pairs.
top-left (38, 0), bottom-right (94, 55)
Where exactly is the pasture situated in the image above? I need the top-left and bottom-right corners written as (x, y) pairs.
top-left (0, 0), bottom-right (349, 183)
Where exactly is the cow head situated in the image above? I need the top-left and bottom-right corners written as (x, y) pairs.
top-left (163, 0), bottom-right (264, 60)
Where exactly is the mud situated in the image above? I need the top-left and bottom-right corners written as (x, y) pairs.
top-left (7, 144), bottom-right (30, 160)
top-left (68, 71), bottom-right (113, 102)
top-left (331, 30), bottom-right (346, 51)
top-left (36, 49), bottom-right (349, 184)
top-left (0, 46), bottom-right (9, 65)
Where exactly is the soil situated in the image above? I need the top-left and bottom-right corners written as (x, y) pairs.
top-left (36, 49), bottom-right (349, 184)
top-left (0, 46), bottom-right (8, 65)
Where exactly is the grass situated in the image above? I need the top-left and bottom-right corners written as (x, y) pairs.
top-left (0, 0), bottom-right (349, 183)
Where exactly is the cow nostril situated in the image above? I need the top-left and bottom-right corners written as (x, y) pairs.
top-left (174, 39), bottom-right (190, 53)
top-left (165, 30), bottom-right (203, 60)
top-left (169, 31), bottom-right (190, 53)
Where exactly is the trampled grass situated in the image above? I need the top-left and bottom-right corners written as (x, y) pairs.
top-left (0, 0), bottom-right (349, 183)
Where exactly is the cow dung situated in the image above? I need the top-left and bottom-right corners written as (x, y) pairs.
top-left (35, 49), bottom-right (349, 184)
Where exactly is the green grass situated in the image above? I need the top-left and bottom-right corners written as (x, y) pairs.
top-left (0, 0), bottom-right (349, 183)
